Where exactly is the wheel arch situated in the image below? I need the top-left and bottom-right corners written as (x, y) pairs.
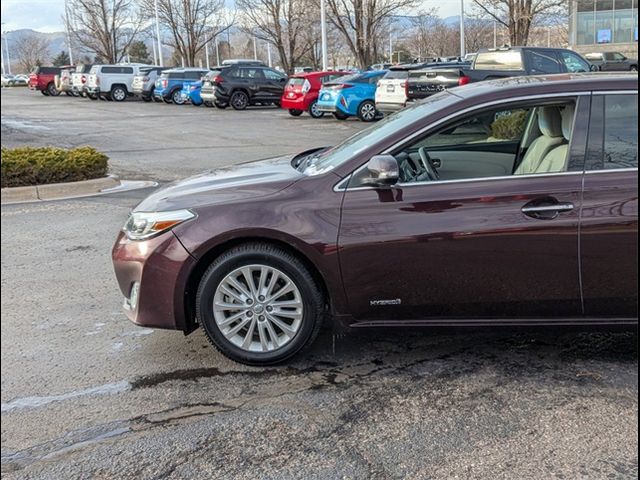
top-left (183, 235), bottom-right (332, 334)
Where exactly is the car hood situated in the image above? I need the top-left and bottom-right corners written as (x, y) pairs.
top-left (134, 155), bottom-right (305, 212)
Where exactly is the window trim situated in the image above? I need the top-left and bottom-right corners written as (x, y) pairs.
top-left (334, 91), bottom-right (594, 192)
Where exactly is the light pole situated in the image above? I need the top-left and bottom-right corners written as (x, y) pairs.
top-left (205, 37), bottom-right (210, 69)
top-left (459, 0), bottom-right (465, 57)
top-left (320, 0), bottom-right (328, 70)
top-left (64, 0), bottom-right (74, 64)
top-left (215, 36), bottom-right (220, 65)
top-left (154, 0), bottom-right (163, 66)
top-left (2, 27), bottom-right (11, 75)
top-left (253, 36), bottom-right (257, 60)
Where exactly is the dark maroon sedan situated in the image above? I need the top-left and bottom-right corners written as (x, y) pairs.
top-left (113, 73), bottom-right (638, 365)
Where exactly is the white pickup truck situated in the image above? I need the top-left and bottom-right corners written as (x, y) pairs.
top-left (86, 64), bottom-right (154, 102)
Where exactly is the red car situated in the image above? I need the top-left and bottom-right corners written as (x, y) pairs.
top-left (28, 66), bottom-right (64, 96)
top-left (281, 70), bottom-right (349, 118)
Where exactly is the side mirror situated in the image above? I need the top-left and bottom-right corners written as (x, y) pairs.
top-left (590, 64), bottom-right (599, 72)
top-left (362, 155), bottom-right (399, 187)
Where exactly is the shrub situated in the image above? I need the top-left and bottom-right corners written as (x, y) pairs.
top-left (491, 109), bottom-right (528, 140)
top-left (1, 146), bottom-right (109, 188)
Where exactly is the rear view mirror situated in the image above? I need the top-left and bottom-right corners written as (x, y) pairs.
top-left (362, 155), bottom-right (399, 187)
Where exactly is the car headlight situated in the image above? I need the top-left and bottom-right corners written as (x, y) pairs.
top-left (123, 210), bottom-right (196, 240)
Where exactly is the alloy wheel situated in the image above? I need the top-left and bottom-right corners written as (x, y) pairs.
top-left (359, 102), bottom-right (376, 121)
top-left (212, 264), bottom-right (303, 353)
top-left (231, 91), bottom-right (249, 110)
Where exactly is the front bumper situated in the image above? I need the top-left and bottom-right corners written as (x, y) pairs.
top-left (112, 230), bottom-right (196, 331)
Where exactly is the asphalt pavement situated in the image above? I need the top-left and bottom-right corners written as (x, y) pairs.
top-left (1, 87), bottom-right (638, 479)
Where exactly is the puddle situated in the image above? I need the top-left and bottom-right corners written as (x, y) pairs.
top-left (1, 381), bottom-right (131, 413)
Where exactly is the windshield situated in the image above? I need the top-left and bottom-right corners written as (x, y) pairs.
top-left (298, 92), bottom-right (460, 175)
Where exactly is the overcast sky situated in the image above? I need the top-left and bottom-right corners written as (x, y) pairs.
top-left (1, 0), bottom-right (462, 33)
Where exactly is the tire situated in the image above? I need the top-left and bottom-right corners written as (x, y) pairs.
top-left (65, 91), bottom-right (73, 96)
top-left (163, 96), bottom-right (173, 104)
top-left (630, 65), bottom-right (638, 71)
top-left (41, 90), bottom-right (50, 96)
top-left (47, 82), bottom-right (59, 96)
top-left (142, 95), bottom-right (153, 102)
top-left (357, 100), bottom-right (377, 122)
top-left (204, 101), bottom-right (213, 107)
top-left (191, 101), bottom-right (203, 107)
top-left (333, 111), bottom-right (348, 120)
top-left (111, 85), bottom-right (127, 102)
top-left (230, 90), bottom-right (249, 110)
top-left (308, 100), bottom-right (324, 119)
top-left (196, 243), bottom-right (324, 365)
top-left (88, 92), bottom-right (98, 100)
top-left (171, 88), bottom-right (185, 105)
top-left (288, 109), bottom-right (303, 117)
top-left (214, 101), bottom-right (228, 109)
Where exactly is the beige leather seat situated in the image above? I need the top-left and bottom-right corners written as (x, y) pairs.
top-left (514, 106), bottom-right (565, 175)
top-left (534, 104), bottom-right (575, 174)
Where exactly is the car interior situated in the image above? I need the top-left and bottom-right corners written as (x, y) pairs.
top-left (387, 101), bottom-right (576, 184)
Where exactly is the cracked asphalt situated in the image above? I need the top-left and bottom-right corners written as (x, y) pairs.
top-left (1, 87), bottom-right (638, 479)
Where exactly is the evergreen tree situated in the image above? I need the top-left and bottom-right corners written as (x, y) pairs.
top-left (128, 41), bottom-right (151, 64)
top-left (52, 50), bottom-right (71, 66)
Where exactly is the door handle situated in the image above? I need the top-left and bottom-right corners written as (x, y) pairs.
top-left (521, 200), bottom-right (574, 220)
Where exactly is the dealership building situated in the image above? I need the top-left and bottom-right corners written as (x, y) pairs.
top-left (569, 0), bottom-right (639, 56)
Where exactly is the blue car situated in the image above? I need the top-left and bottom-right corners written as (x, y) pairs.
top-left (180, 80), bottom-right (204, 106)
top-left (316, 70), bottom-right (387, 122)
top-left (153, 68), bottom-right (208, 104)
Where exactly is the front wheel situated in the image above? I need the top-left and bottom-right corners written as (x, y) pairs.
top-left (41, 90), bottom-right (50, 96)
top-left (171, 89), bottom-right (185, 105)
top-left (357, 100), bottom-right (377, 122)
top-left (214, 101), bottom-right (228, 109)
top-left (288, 109), bottom-right (303, 117)
top-left (196, 243), bottom-right (324, 365)
top-left (47, 83), bottom-right (59, 96)
top-left (111, 85), bottom-right (127, 102)
top-left (308, 100), bottom-right (324, 119)
top-left (230, 91), bottom-right (249, 110)
top-left (630, 65), bottom-right (638, 71)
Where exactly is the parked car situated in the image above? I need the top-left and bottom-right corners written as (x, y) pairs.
top-left (28, 66), bottom-right (62, 96)
top-left (153, 68), bottom-right (208, 105)
top-left (55, 66), bottom-right (76, 96)
top-left (180, 79), bottom-right (204, 106)
top-left (112, 73), bottom-right (638, 365)
top-left (585, 52), bottom-right (638, 71)
top-left (200, 64), bottom-right (287, 110)
top-left (86, 64), bottom-right (152, 102)
top-left (406, 47), bottom-right (593, 101)
top-left (2, 74), bottom-right (28, 86)
top-left (132, 66), bottom-right (168, 102)
top-left (71, 64), bottom-right (93, 97)
top-left (316, 70), bottom-right (388, 121)
top-left (374, 63), bottom-right (452, 114)
top-left (281, 70), bottom-right (348, 118)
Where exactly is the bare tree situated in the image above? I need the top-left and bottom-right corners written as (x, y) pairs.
top-left (67, 0), bottom-right (143, 63)
top-left (14, 33), bottom-right (50, 72)
top-left (142, 0), bottom-right (231, 67)
top-left (236, 0), bottom-right (308, 73)
top-left (324, 0), bottom-right (418, 69)
top-left (471, 0), bottom-right (566, 46)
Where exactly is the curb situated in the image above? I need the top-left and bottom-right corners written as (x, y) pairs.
top-left (1, 175), bottom-right (121, 205)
